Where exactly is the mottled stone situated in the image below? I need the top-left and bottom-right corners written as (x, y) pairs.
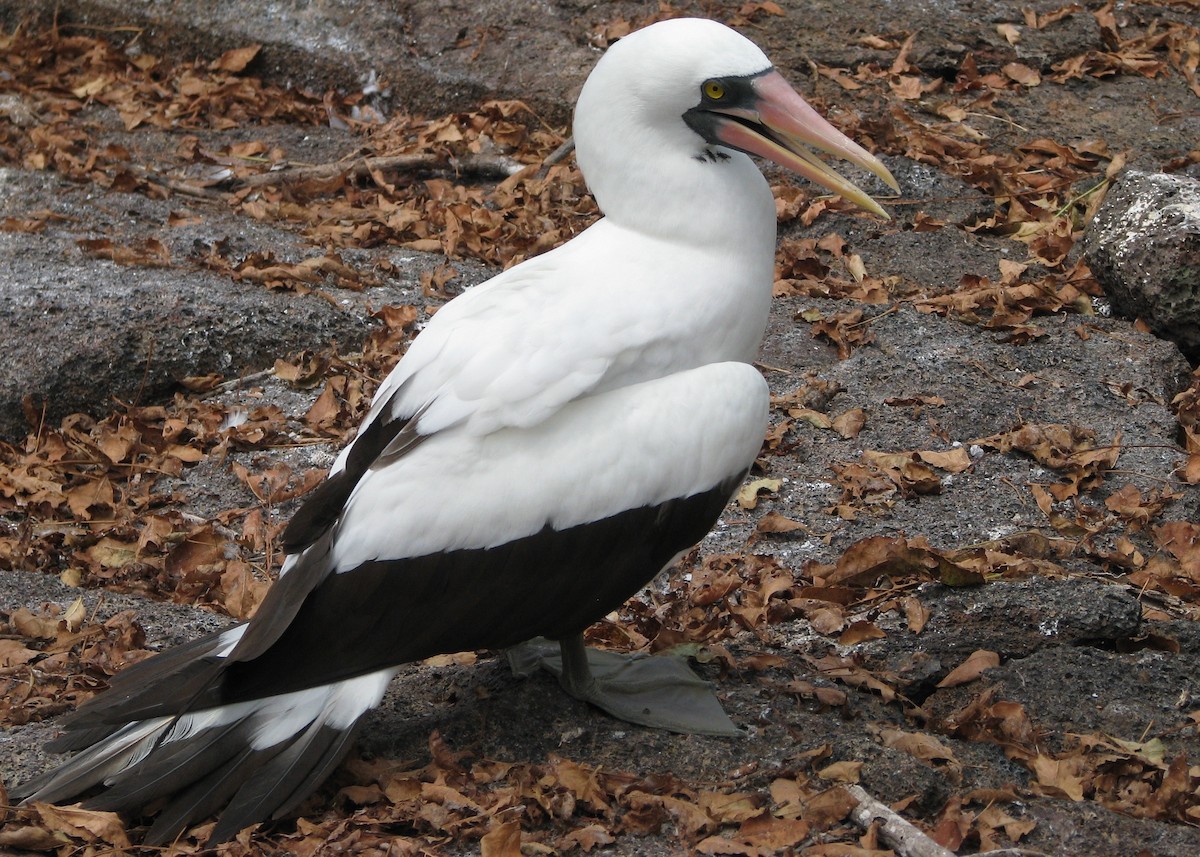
top-left (1085, 170), bottom-right (1200, 362)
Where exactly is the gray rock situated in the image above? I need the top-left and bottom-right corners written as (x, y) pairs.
top-left (0, 168), bottom-right (446, 442)
top-left (957, 643), bottom-right (1200, 759)
top-left (0, 0), bottom-right (596, 124)
top-left (860, 578), bottom-right (1144, 690)
top-left (1085, 170), bottom-right (1200, 362)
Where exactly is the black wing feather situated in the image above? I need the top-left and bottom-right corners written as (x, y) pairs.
top-left (280, 386), bottom-right (425, 553)
top-left (219, 472), bottom-right (746, 702)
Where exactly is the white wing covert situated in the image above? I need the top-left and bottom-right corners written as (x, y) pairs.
top-left (343, 217), bottom-right (770, 472)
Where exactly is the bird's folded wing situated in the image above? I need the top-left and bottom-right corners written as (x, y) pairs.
top-left (285, 231), bottom-right (725, 557)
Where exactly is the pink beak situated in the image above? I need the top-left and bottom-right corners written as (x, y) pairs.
top-left (711, 70), bottom-right (898, 218)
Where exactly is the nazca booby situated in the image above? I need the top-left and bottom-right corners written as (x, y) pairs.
top-left (16, 17), bottom-right (897, 844)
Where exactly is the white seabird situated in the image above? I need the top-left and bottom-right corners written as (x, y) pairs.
top-left (16, 17), bottom-right (897, 844)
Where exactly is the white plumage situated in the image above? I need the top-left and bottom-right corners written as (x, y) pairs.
top-left (16, 17), bottom-right (896, 844)
top-left (333, 364), bottom-right (770, 564)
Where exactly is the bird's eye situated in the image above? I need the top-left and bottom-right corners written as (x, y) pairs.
top-left (703, 79), bottom-right (726, 100)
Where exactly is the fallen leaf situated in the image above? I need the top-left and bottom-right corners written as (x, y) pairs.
top-left (802, 786), bottom-right (858, 830)
top-left (84, 537), bottom-right (139, 569)
top-left (33, 804), bottom-right (131, 848)
top-left (0, 639), bottom-right (38, 668)
top-left (916, 447), bottom-right (972, 472)
top-left (1155, 521), bottom-right (1200, 577)
top-left (822, 535), bottom-right (937, 585)
top-left (831, 409), bottom-right (865, 438)
top-left (755, 511), bottom-right (807, 536)
top-left (559, 825), bottom-right (615, 852)
top-left (937, 650), bottom-right (1000, 687)
top-left (902, 596), bottom-right (931, 633)
top-left (1003, 62), bottom-right (1041, 86)
top-left (838, 621), bottom-right (886, 646)
top-left (211, 44), bottom-right (261, 73)
top-left (10, 607), bottom-right (60, 640)
top-left (817, 760), bottom-right (863, 783)
top-left (996, 23), bottom-right (1022, 44)
top-left (0, 826), bottom-right (67, 850)
top-left (480, 821), bottom-right (522, 857)
top-left (552, 756), bottom-right (611, 811)
top-left (875, 727), bottom-right (962, 781)
top-left (1032, 754), bottom-right (1086, 801)
top-left (737, 478), bottom-right (782, 510)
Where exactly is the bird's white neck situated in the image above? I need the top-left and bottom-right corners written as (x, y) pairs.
top-left (577, 141), bottom-right (778, 253)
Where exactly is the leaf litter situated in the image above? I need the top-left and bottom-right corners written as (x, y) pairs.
top-left (2, 3), bottom-right (1200, 854)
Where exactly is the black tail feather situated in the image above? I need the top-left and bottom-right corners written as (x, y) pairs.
top-left (58, 639), bottom-right (229, 731)
top-left (143, 742), bottom-right (287, 846)
top-left (206, 720), bottom-right (363, 844)
top-left (272, 722), bottom-right (363, 820)
top-left (84, 719), bottom-right (249, 812)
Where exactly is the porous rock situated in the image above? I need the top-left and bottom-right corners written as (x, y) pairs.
top-left (1084, 170), bottom-right (1200, 362)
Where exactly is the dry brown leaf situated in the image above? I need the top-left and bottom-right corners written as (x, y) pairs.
top-left (220, 560), bottom-right (269, 620)
top-left (0, 639), bottom-right (38, 668)
top-left (755, 511), bottom-right (808, 535)
top-left (884, 394), bottom-right (946, 408)
top-left (83, 537), bottom-right (138, 569)
top-left (996, 23), bottom-right (1022, 44)
top-left (838, 621), bottom-right (886, 646)
top-left (1003, 62), bottom-right (1042, 86)
top-left (902, 596), bottom-right (931, 633)
top-left (809, 655), bottom-right (898, 703)
top-left (559, 824), bottom-right (615, 852)
top-left (821, 535), bottom-right (938, 586)
top-left (77, 237), bottom-right (171, 267)
top-left (480, 821), bottom-right (523, 857)
top-left (0, 825), bottom-right (68, 850)
top-left (10, 606), bottom-right (61, 640)
top-left (696, 814), bottom-right (811, 855)
top-left (737, 478), bottom-right (782, 510)
top-left (803, 307), bottom-right (877, 359)
top-left (801, 785), bottom-right (858, 831)
top-left (211, 44), bottom-right (262, 73)
top-left (552, 756), bottom-right (611, 812)
top-left (1032, 754), bottom-right (1086, 801)
top-left (630, 792), bottom-right (715, 838)
top-left (817, 760), bottom-right (863, 783)
top-left (807, 606), bottom-right (848, 636)
top-left (32, 803), bottom-right (131, 848)
top-left (937, 649), bottom-right (1000, 687)
top-left (831, 409), bottom-right (865, 438)
top-left (978, 802), bottom-right (1037, 847)
top-left (791, 408), bottom-right (833, 429)
top-left (916, 447), bottom-right (972, 472)
top-left (875, 727), bottom-right (962, 780)
top-left (700, 791), bottom-right (761, 824)
top-left (166, 525), bottom-right (226, 579)
top-left (1155, 521), bottom-right (1200, 578)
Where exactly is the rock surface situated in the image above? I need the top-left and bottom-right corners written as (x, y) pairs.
top-left (0, 166), bottom-right (452, 441)
top-left (1085, 170), bottom-right (1200, 362)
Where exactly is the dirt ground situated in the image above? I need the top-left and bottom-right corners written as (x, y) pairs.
top-left (1, 1), bottom-right (1200, 855)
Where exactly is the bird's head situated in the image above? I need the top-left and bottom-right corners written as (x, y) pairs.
top-left (573, 18), bottom-right (897, 227)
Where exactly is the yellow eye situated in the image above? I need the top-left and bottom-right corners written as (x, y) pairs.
top-left (703, 80), bottom-right (726, 100)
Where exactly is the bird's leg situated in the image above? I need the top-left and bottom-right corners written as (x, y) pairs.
top-left (557, 633), bottom-right (598, 699)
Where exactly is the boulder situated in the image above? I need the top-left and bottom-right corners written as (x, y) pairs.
top-left (1084, 170), bottom-right (1200, 362)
